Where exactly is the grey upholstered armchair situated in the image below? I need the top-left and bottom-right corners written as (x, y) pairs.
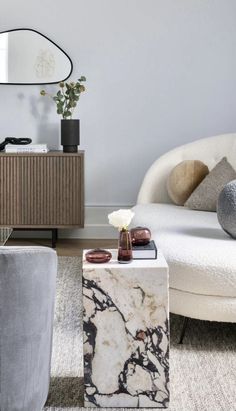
top-left (0, 246), bottom-right (57, 411)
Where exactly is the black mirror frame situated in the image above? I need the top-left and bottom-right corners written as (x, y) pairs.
top-left (0, 27), bottom-right (73, 85)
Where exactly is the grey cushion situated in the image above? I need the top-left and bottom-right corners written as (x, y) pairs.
top-left (0, 246), bottom-right (57, 411)
top-left (185, 157), bottom-right (236, 211)
top-left (217, 179), bottom-right (236, 238)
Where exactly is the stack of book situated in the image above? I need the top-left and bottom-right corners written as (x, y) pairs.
top-left (132, 240), bottom-right (157, 260)
top-left (5, 144), bottom-right (49, 153)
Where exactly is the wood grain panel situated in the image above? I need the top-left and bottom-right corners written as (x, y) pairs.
top-left (0, 152), bottom-right (84, 228)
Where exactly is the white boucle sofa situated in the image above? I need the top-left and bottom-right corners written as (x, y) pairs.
top-left (132, 133), bottom-right (236, 323)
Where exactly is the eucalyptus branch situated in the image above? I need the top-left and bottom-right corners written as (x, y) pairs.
top-left (40, 76), bottom-right (86, 120)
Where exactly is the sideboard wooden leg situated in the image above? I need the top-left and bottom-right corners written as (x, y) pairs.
top-left (52, 229), bottom-right (58, 248)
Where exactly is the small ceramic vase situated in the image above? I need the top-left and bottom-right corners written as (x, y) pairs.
top-left (130, 226), bottom-right (151, 246)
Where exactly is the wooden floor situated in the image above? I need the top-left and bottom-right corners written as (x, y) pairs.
top-left (6, 238), bottom-right (117, 257)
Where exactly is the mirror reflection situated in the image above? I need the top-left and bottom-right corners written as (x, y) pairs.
top-left (0, 29), bottom-right (72, 84)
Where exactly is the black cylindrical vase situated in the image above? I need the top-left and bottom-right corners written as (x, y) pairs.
top-left (61, 119), bottom-right (80, 153)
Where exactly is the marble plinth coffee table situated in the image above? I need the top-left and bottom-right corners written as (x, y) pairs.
top-left (83, 250), bottom-right (169, 408)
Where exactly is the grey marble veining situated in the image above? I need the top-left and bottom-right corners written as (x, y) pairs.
top-left (83, 251), bottom-right (169, 408)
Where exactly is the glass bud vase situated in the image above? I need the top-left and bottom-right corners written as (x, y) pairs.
top-left (118, 229), bottom-right (133, 263)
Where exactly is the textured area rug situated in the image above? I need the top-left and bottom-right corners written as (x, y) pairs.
top-left (44, 257), bottom-right (236, 411)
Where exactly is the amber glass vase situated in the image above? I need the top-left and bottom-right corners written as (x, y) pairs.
top-left (118, 229), bottom-right (133, 263)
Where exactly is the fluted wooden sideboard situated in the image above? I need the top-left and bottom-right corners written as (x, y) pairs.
top-left (0, 151), bottom-right (84, 246)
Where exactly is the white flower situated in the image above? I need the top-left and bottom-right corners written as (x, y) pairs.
top-left (108, 209), bottom-right (135, 230)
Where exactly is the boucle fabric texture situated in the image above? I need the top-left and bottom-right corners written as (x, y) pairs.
top-left (167, 160), bottom-right (209, 205)
top-left (132, 203), bottom-right (236, 299)
top-left (184, 157), bottom-right (236, 211)
top-left (217, 179), bottom-right (236, 239)
top-left (44, 257), bottom-right (236, 411)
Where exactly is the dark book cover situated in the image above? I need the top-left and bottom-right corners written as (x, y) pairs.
top-left (132, 240), bottom-right (157, 259)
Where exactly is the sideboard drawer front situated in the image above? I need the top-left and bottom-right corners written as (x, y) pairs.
top-left (0, 153), bottom-right (84, 227)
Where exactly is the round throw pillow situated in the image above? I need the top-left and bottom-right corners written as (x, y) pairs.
top-left (217, 180), bottom-right (236, 239)
top-left (167, 160), bottom-right (209, 206)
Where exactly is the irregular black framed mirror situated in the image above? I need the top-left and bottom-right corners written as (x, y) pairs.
top-left (0, 28), bottom-right (73, 85)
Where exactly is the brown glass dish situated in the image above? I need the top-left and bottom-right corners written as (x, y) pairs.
top-left (130, 226), bottom-right (151, 246)
top-left (85, 248), bottom-right (112, 264)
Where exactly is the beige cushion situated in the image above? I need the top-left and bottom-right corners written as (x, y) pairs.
top-left (185, 157), bottom-right (236, 211)
top-left (167, 160), bottom-right (209, 205)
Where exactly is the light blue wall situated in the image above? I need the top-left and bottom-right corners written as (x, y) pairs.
top-left (1, 0), bottom-right (236, 206)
